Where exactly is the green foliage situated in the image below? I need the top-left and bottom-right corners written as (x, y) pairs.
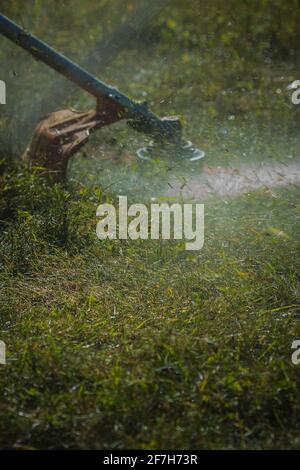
top-left (0, 166), bottom-right (106, 273)
top-left (1, 0), bottom-right (300, 450)
top-left (0, 182), bottom-right (300, 448)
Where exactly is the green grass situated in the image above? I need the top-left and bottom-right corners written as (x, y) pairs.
top-left (0, 172), bottom-right (300, 449)
top-left (1, 0), bottom-right (300, 450)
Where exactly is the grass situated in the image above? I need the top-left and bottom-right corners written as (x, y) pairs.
top-left (0, 171), bottom-right (300, 449)
top-left (1, 0), bottom-right (300, 450)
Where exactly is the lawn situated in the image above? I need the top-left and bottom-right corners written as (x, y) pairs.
top-left (0, 176), bottom-right (299, 449)
top-left (1, 0), bottom-right (300, 450)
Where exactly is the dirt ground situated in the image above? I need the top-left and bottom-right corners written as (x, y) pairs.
top-left (168, 160), bottom-right (300, 201)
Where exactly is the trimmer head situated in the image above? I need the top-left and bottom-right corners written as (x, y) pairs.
top-left (133, 113), bottom-right (205, 164)
top-left (128, 114), bottom-right (183, 144)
